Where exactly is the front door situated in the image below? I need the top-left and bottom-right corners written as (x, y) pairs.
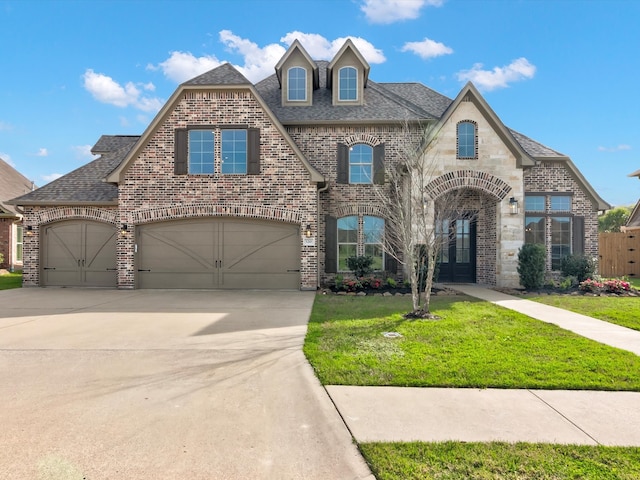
top-left (437, 218), bottom-right (476, 283)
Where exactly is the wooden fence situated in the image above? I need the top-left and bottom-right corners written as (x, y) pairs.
top-left (598, 232), bottom-right (640, 278)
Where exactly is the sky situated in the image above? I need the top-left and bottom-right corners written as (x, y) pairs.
top-left (0, 0), bottom-right (638, 207)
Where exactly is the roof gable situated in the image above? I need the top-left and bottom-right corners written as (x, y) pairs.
top-left (275, 39), bottom-right (319, 90)
top-left (0, 158), bottom-right (35, 216)
top-left (326, 38), bottom-right (370, 89)
top-left (182, 62), bottom-right (251, 86)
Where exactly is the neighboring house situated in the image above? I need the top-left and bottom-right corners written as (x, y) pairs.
top-left (0, 158), bottom-right (34, 271)
top-left (624, 168), bottom-right (640, 231)
top-left (8, 39), bottom-right (610, 289)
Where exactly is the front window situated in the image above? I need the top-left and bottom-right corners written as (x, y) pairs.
top-left (221, 129), bottom-right (247, 174)
top-left (349, 144), bottom-right (373, 183)
top-left (363, 216), bottom-right (384, 271)
top-left (338, 66), bottom-right (357, 101)
top-left (16, 225), bottom-right (23, 262)
top-left (337, 216), bottom-right (358, 271)
top-left (551, 217), bottom-right (571, 269)
top-left (550, 196), bottom-right (571, 211)
top-left (525, 216), bottom-right (545, 244)
top-left (288, 67), bottom-right (307, 101)
top-left (457, 121), bottom-right (476, 159)
top-left (188, 130), bottom-right (215, 174)
top-left (337, 215), bottom-right (385, 272)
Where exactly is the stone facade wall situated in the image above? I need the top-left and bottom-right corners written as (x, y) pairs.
top-left (524, 161), bottom-right (600, 269)
top-left (118, 89), bottom-right (318, 289)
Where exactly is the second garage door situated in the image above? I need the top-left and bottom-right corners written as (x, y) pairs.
top-left (137, 218), bottom-right (300, 289)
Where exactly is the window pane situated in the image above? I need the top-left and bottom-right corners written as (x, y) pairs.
top-left (525, 196), bottom-right (545, 212)
top-left (550, 196), bottom-right (571, 211)
top-left (551, 217), bottom-right (571, 269)
top-left (221, 129), bottom-right (247, 174)
top-left (457, 122), bottom-right (475, 158)
top-left (349, 144), bottom-right (373, 184)
top-left (525, 216), bottom-right (545, 244)
top-left (338, 216), bottom-right (358, 243)
top-left (338, 244), bottom-right (357, 271)
top-left (339, 67), bottom-right (357, 101)
top-left (16, 226), bottom-right (23, 262)
top-left (288, 67), bottom-right (306, 101)
top-left (188, 130), bottom-right (214, 174)
top-left (363, 216), bottom-right (384, 270)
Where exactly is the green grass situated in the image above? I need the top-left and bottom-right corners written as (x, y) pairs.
top-left (628, 277), bottom-right (640, 289)
top-left (0, 271), bottom-right (22, 290)
top-left (304, 295), bottom-right (640, 390)
top-left (530, 295), bottom-right (640, 331)
top-left (359, 441), bottom-right (640, 480)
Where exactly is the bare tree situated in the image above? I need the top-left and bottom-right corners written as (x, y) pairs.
top-left (377, 120), bottom-right (475, 317)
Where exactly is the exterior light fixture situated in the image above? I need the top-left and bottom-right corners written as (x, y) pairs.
top-left (25, 225), bottom-right (34, 236)
top-left (305, 224), bottom-right (312, 237)
top-left (509, 197), bottom-right (519, 215)
top-left (121, 224), bottom-right (128, 235)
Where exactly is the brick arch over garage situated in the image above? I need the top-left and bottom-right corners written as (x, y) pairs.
top-left (129, 203), bottom-right (304, 226)
top-left (424, 170), bottom-right (512, 201)
top-left (33, 207), bottom-right (118, 226)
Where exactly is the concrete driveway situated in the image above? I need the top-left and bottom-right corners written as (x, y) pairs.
top-left (0, 288), bottom-right (372, 480)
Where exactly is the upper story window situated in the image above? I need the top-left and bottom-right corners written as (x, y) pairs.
top-left (287, 67), bottom-right (307, 101)
top-left (349, 144), bottom-right (373, 183)
top-left (175, 127), bottom-right (260, 176)
top-left (188, 130), bottom-right (215, 174)
top-left (338, 66), bottom-right (357, 101)
top-left (550, 195), bottom-right (571, 211)
top-left (457, 121), bottom-right (477, 159)
top-left (525, 195), bottom-right (545, 212)
top-left (221, 129), bottom-right (247, 174)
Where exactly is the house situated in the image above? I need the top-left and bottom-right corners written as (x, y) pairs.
top-left (624, 169), bottom-right (640, 231)
top-left (0, 158), bottom-right (34, 272)
top-left (8, 39), bottom-right (610, 289)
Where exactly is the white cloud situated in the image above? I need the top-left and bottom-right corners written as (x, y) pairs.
top-left (219, 30), bottom-right (287, 82)
top-left (36, 148), bottom-right (48, 157)
top-left (401, 38), bottom-right (453, 59)
top-left (150, 51), bottom-right (222, 83)
top-left (42, 173), bottom-right (63, 183)
top-left (0, 152), bottom-right (14, 166)
top-left (83, 69), bottom-right (163, 112)
top-left (598, 144), bottom-right (632, 152)
top-left (456, 57), bottom-right (536, 91)
top-left (72, 145), bottom-right (97, 161)
top-left (360, 0), bottom-right (443, 24)
top-left (281, 32), bottom-right (386, 64)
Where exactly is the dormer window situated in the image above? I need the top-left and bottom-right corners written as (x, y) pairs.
top-left (288, 67), bottom-right (307, 101)
top-left (338, 66), bottom-right (357, 101)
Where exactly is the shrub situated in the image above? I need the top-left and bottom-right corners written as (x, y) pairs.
top-left (603, 279), bottom-right (631, 293)
top-left (346, 255), bottom-right (374, 278)
top-left (334, 274), bottom-right (344, 290)
top-left (560, 254), bottom-right (595, 282)
top-left (558, 276), bottom-right (576, 291)
top-left (517, 243), bottom-right (546, 290)
top-left (579, 278), bottom-right (603, 293)
top-left (386, 277), bottom-right (397, 289)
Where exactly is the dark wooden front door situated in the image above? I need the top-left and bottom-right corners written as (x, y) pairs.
top-left (437, 218), bottom-right (476, 283)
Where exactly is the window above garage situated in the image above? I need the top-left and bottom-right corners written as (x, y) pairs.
top-left (174, 127), bottom-right (260, 176)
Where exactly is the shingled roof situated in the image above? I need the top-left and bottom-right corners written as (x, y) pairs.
top-left (9, 136), bottom-right (138, 206)
top-left (0, 158), bottom-right (34, 217)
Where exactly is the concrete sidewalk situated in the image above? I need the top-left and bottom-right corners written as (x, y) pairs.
top-left (450, 284), bottom-right (640, 356)
top-left (327, 285), bottom-right (640, 447)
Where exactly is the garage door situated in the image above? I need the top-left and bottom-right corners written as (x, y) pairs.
top-left (41, 221), bottom-right (117, 287)
top-left (137, 218), bottom-right (300, 289)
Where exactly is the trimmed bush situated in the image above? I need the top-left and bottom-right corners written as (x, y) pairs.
top-left (560, 254), bottom-right (595, 282)
top-left (346, 255), bottom-right (373, 278)
top-left (517, 243), bottom-right (546, 290)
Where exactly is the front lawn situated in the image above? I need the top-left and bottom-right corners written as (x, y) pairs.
top-left (360, 441), bottom-right (640, 480)
top-left (304, 295), bottom-right (640, 391)
top-left (530, 295), bottom-right (640, 331)
top-left (0, 271), bottom-right (22, 290)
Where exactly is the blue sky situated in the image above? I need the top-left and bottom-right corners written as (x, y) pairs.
top-left (1, 0), bottom-right (638, 206)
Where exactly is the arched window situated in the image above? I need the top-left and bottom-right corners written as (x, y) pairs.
top-left (288, 67), bottom-right (306, 101)
top-left (457, 121), bottom-right (477, 159)
top-left (338, 66), bottom-right (357, 101)
top-left (349, 144), bottom-right (373, 183)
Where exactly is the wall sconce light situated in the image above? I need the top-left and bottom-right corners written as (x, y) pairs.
top-left (305, 224), bottom-right (312, 238)
top-left (509, 197), bottom-right (519, 215)
top-left (25, 225), bottom-right (34, 236)
top-left (121, 224), bottom-right (128, 235)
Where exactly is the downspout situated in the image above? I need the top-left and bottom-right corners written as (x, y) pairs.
top-left (316, 181), bottom-right (329, 288)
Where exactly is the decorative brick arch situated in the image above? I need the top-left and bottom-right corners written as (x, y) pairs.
top-left (130, 203), bottom-right (304, 225)
top-left (343, 133), bottom-right (383, 147)
top-left (424, 170), bottom-right (512, 201)
top-left (34, 207), bottom-right (118, 226)
top-left (333, 203), bottom-right (386, 219)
